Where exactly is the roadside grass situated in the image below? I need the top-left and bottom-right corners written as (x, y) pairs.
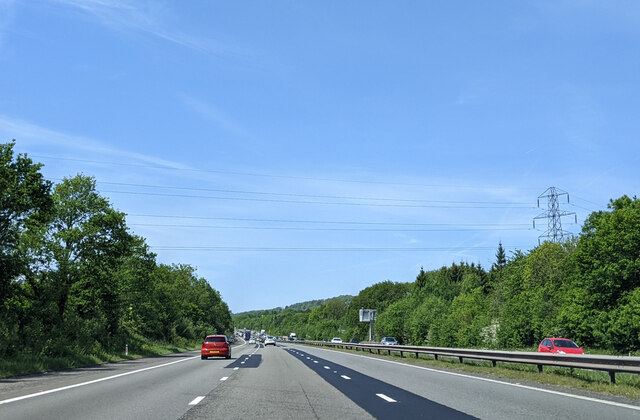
top-left (323, 346), bottom-right (640, 401)
top-left (0, 341), bottom-right (200, 378)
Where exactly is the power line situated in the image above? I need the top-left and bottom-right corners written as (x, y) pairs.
top-left (101, 189), bottom-right (536, 209)
top-left (126, 213), bottom-right (530, 227)
top-left (88, 180), bottom-right (532, 206)
top-left (37, 154), bottom-right (535, 190)
top-left (128, 222), bottom-right (531, 232)
top-left (148, 246), bottom-right (527, 252)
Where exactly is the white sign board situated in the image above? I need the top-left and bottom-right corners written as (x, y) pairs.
top-left (359, 309), bottom-right (376, 322)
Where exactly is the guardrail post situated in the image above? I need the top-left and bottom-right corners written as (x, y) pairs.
top-left (537, 364), bottom-right (543, 373)
top-left (459, 356), bottom-right (463, 364)
top-left (415, 352), bottom-right (419, 359)
top-left (400, 351), bottom-right (404, 358)
top-left (491, 360), bottom-right (496, 367)
top-left (434, 354), bottom-right (438, 361)
top-left (609, 371), bottom-right (616, 384)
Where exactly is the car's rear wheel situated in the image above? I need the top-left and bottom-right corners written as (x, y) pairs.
top-left (201, 355), bottom-right (207, 360)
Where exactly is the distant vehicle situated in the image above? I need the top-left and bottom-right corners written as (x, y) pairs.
top-left (249, 338), bottom-right (256, 344)
top-left (349, 339), bottom-right (360, 344)
top-left (244, 330), bottom-right (251, 340)
top-left (264, 336), bottom-right (276, 346)
top-left (538, 338), bottom-right (584, 354)
top-left (331, 337), bottom-right (343, 343)
top-left (380, 337), bottom-right (398, 345)
top-left (201, 335), bottom-right (231, 359)
top-left (289, 332), bottom-right (297, 341)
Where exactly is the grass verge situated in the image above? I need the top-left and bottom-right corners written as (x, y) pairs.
top-left (0, 341), bottom-right (200, 378)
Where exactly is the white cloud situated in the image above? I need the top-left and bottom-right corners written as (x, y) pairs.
top-left (0, 0), bottom-right (16, 52)
top-left (49, 0), bottom-right (243, 58)
top-left (178, 94), bottom-right (251, 138)
top-left (0, 113), bottom-right (190, 169)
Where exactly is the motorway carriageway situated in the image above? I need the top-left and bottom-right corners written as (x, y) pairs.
top-left (1, 340), bottom-right (640, 419)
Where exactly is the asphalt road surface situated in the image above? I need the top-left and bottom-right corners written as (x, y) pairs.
top-left (2, 341), bottom-right (639, 419)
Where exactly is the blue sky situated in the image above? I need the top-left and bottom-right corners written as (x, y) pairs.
top-left (1, 1), bottom-right (638, 313)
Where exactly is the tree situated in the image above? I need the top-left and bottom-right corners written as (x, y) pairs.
top-left (344, 281), bottom-right (409, 339)
top-left (25, 174), bottom-right (137, 353)
top-left (558, 196), bottom-right (640, 349)
top-left (415, 266), bottom-right (427, 289)
top-left (498, 242), bottom-right (570, 348)
top-left (0, 141), bottom-right (53, 356)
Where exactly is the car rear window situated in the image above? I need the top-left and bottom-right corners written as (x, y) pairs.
top-left (553, 339), bottom-right (578, 348)
top-left (205, 336), bottom-right (227, 343)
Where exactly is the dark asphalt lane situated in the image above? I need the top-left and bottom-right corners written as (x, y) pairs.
top-left (285, 347), bottom-right (477, 419)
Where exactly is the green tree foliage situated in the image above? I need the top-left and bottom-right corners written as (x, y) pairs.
top-left (407, 294), bottom-right (449, 345)
top-left (497, 243), bottom-right (570, 348)
top-left (344, 281), bottom-right (410, 340)
top-left (0, 143), bottom-right (232, 359)
top-left (558, 195), bottom-right (640, 351)
top-left (38, 175), bottom-right (136, 352)
top-left (153, 264), bottom-right (232, 343)
top-left (306, 299), bottom-right (348, 340)
top-left (374, 298), bottom-right (414, 344)
top-left (0, 142), bottom-right (53, 356)
top-left (285, 295), bottom-right (352, 312)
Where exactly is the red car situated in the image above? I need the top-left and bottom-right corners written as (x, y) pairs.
top-left (538, 338), bottom-right (584, 354)
top-left (201, 335), bottom-right (231, 359)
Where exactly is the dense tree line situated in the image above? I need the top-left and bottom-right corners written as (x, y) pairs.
top-left (235, 196), bottom-right (640, 354)
top-left (1, 142), bottom-right (232, 359)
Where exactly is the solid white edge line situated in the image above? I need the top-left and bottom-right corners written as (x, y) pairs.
top-left (0, 356), bottom-right (198, 405)
top-left (301, 346), bottom-right (640, 412)
top-left (377, 393), bottom-right (397, 403)
top-left (189, 396), bottom-right (205, 405)
top-left (220, 376), bottom-right (229, 381)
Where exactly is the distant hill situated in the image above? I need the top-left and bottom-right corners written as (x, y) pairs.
top-left (284, 295), bottom-right (353, 312)
top-left (232, 294), bottom-right (353, 316)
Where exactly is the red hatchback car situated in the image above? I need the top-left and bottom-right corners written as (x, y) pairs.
top-left (201, 335), bottom-right (231, 359)
top-left (538, 338), bottom-right (584, 354)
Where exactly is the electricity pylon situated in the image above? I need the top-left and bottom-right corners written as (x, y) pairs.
top-left (533, 187), bottom-right (577, 245)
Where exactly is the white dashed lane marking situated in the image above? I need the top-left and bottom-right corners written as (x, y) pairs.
top-left (189, 396), bottom-right (205, 405)
top-left (376, 393), bottom-right (397, 403)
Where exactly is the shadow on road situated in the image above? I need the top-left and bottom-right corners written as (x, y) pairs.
top-left (223, 354), bottom-right (262, 369)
